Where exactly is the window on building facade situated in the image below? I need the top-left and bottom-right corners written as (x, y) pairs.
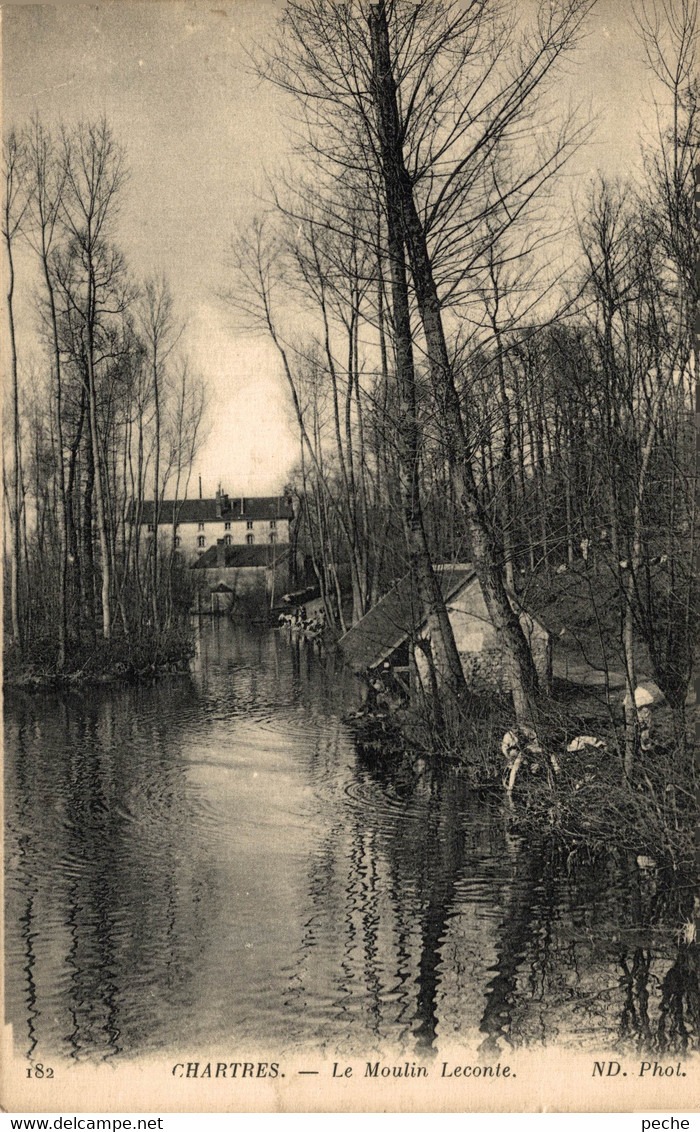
top-left (224, 535), bottom-right (231, 546)
top-left (174, 536), bottom-right (181, 548)
top-left (270, 519), bottom-right (276, 529)
top-left (224, 521), bottom-right (231, 530)
top-left (269, 533), bottom-right (277, 544)
top-left (246, 533), bottom-right (254, 545)
top-left (197, 536), bottom-right (205, 548)
top-left (198, 522), bottom-right (205, 531)
top-left (246, 520), bottom-right (253, 530)
top-left (147, 524), bottom-right (154, 533)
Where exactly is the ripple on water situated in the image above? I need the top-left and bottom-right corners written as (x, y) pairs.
top-left (4, 622), bottom-right (688, 1064)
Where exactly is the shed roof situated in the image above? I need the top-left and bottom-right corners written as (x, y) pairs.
top-left (338, 564), bottom-right (476, 670)
top-left (192, 543), bottom-right (290, 570)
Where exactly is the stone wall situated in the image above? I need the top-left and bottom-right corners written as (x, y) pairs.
top-left (414, 577), bottom-right (552, 695)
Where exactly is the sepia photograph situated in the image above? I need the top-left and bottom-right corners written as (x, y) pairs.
top-left (1, 0), bottom-right (697, 1114)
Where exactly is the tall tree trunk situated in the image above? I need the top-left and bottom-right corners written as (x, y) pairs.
top-left (152, 344), bottom-right (161, 631)
top-left (369, 0), bottom-right (538, 724)
top-left (81, 428), bottom-right (96, 638)
top-left (66, 387), bottom-right (86, 645)
top-left (86, 326), bottom-right (112, 639)
top-left (624, 395), bottom-right (662, 777)
top-left (369, 4), bottom-right (468, 710)
top-left (490, 301), bottom-right (515, 588)
top-left (5, 217), bottom-right (22, 646)
top-left (41, 255), bottom-right (69, 667)
top-left (81, 220), bottom-right (113, 640)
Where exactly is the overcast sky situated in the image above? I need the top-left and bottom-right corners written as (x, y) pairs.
top-left (2, 0), bottom-right (657, 496)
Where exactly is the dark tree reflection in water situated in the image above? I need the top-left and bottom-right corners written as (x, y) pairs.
top-left (618, 945), bottom-right (700, 1054)
top-left (4, 622), bottom-right (698, 1063)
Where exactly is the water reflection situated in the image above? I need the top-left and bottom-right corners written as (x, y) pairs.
top-left (4, 621), bottom-right (697, 1063)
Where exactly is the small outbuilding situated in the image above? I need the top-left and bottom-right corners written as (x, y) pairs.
top-left (338, 563), bottom-right (552, 696)
top-left (192, 540), bottom-right (290, 613)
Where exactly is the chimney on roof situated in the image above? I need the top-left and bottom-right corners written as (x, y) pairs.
top-left (199, 475), bottom-right (202, 500)
top-left (216, 485), bottom-right (223, 517)
top-left (240, 496), bottom-right (244, 516)
top-left (216, 538), bottom-right (226, 567)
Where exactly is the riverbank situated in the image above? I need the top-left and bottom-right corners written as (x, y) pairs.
top-left (3, 624), bottom-right (195, 690)
top-left (349, 681), bottom-right (697, 896)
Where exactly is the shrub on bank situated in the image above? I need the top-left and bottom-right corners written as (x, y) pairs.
top-left (509, 735), bottom-right (696, 877)
top-left (3, 622), bottom-right (195, 687)
top-left (351, 686), bottom-right (696, 898)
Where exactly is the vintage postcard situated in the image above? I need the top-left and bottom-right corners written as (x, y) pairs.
top-left (2, 0), bottom-right (697, 1114)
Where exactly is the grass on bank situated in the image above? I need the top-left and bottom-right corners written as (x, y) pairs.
top-left (3, 622), bottom-right (195, 687)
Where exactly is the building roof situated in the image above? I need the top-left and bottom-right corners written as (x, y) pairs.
top-left (192, 543), bottom-right (290, 570)
top-left (338, 564), bottom-right (476, 670)
top-left (140, 495), bottom-right (293, 525)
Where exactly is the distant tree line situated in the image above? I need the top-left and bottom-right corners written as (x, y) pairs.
top-left (3, 117), bottom-right (207, 676)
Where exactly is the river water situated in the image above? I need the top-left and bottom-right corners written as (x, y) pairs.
top-left (4, 621), bottom-right (695, 1064)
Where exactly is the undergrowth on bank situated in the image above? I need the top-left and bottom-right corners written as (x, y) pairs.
top-left (3, 623), bottom-right (195, 687)
top-left (349, 689), bottom-right (697, 899)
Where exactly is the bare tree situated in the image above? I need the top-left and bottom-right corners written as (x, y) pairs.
top-left (58, 118), bottom-right (130, 639)
top-left (257, 0), bottom-right (594, 725)
top-left (367, 8), bottom-right (470, 705)
top-left (223, 220), bottom-right (380, 631)
top-left (631, 0), bottom-right (697, 753)
top-left (163, 357), bottom-right (206, 626)
top-left (2, 129), bottom-right (31, 647)
top-left (137, 276), bottom-right (181, 630)
top-left (24, 116), bottom-right (70, 666)
top-left (368, 0), bottom-right (560, 724)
